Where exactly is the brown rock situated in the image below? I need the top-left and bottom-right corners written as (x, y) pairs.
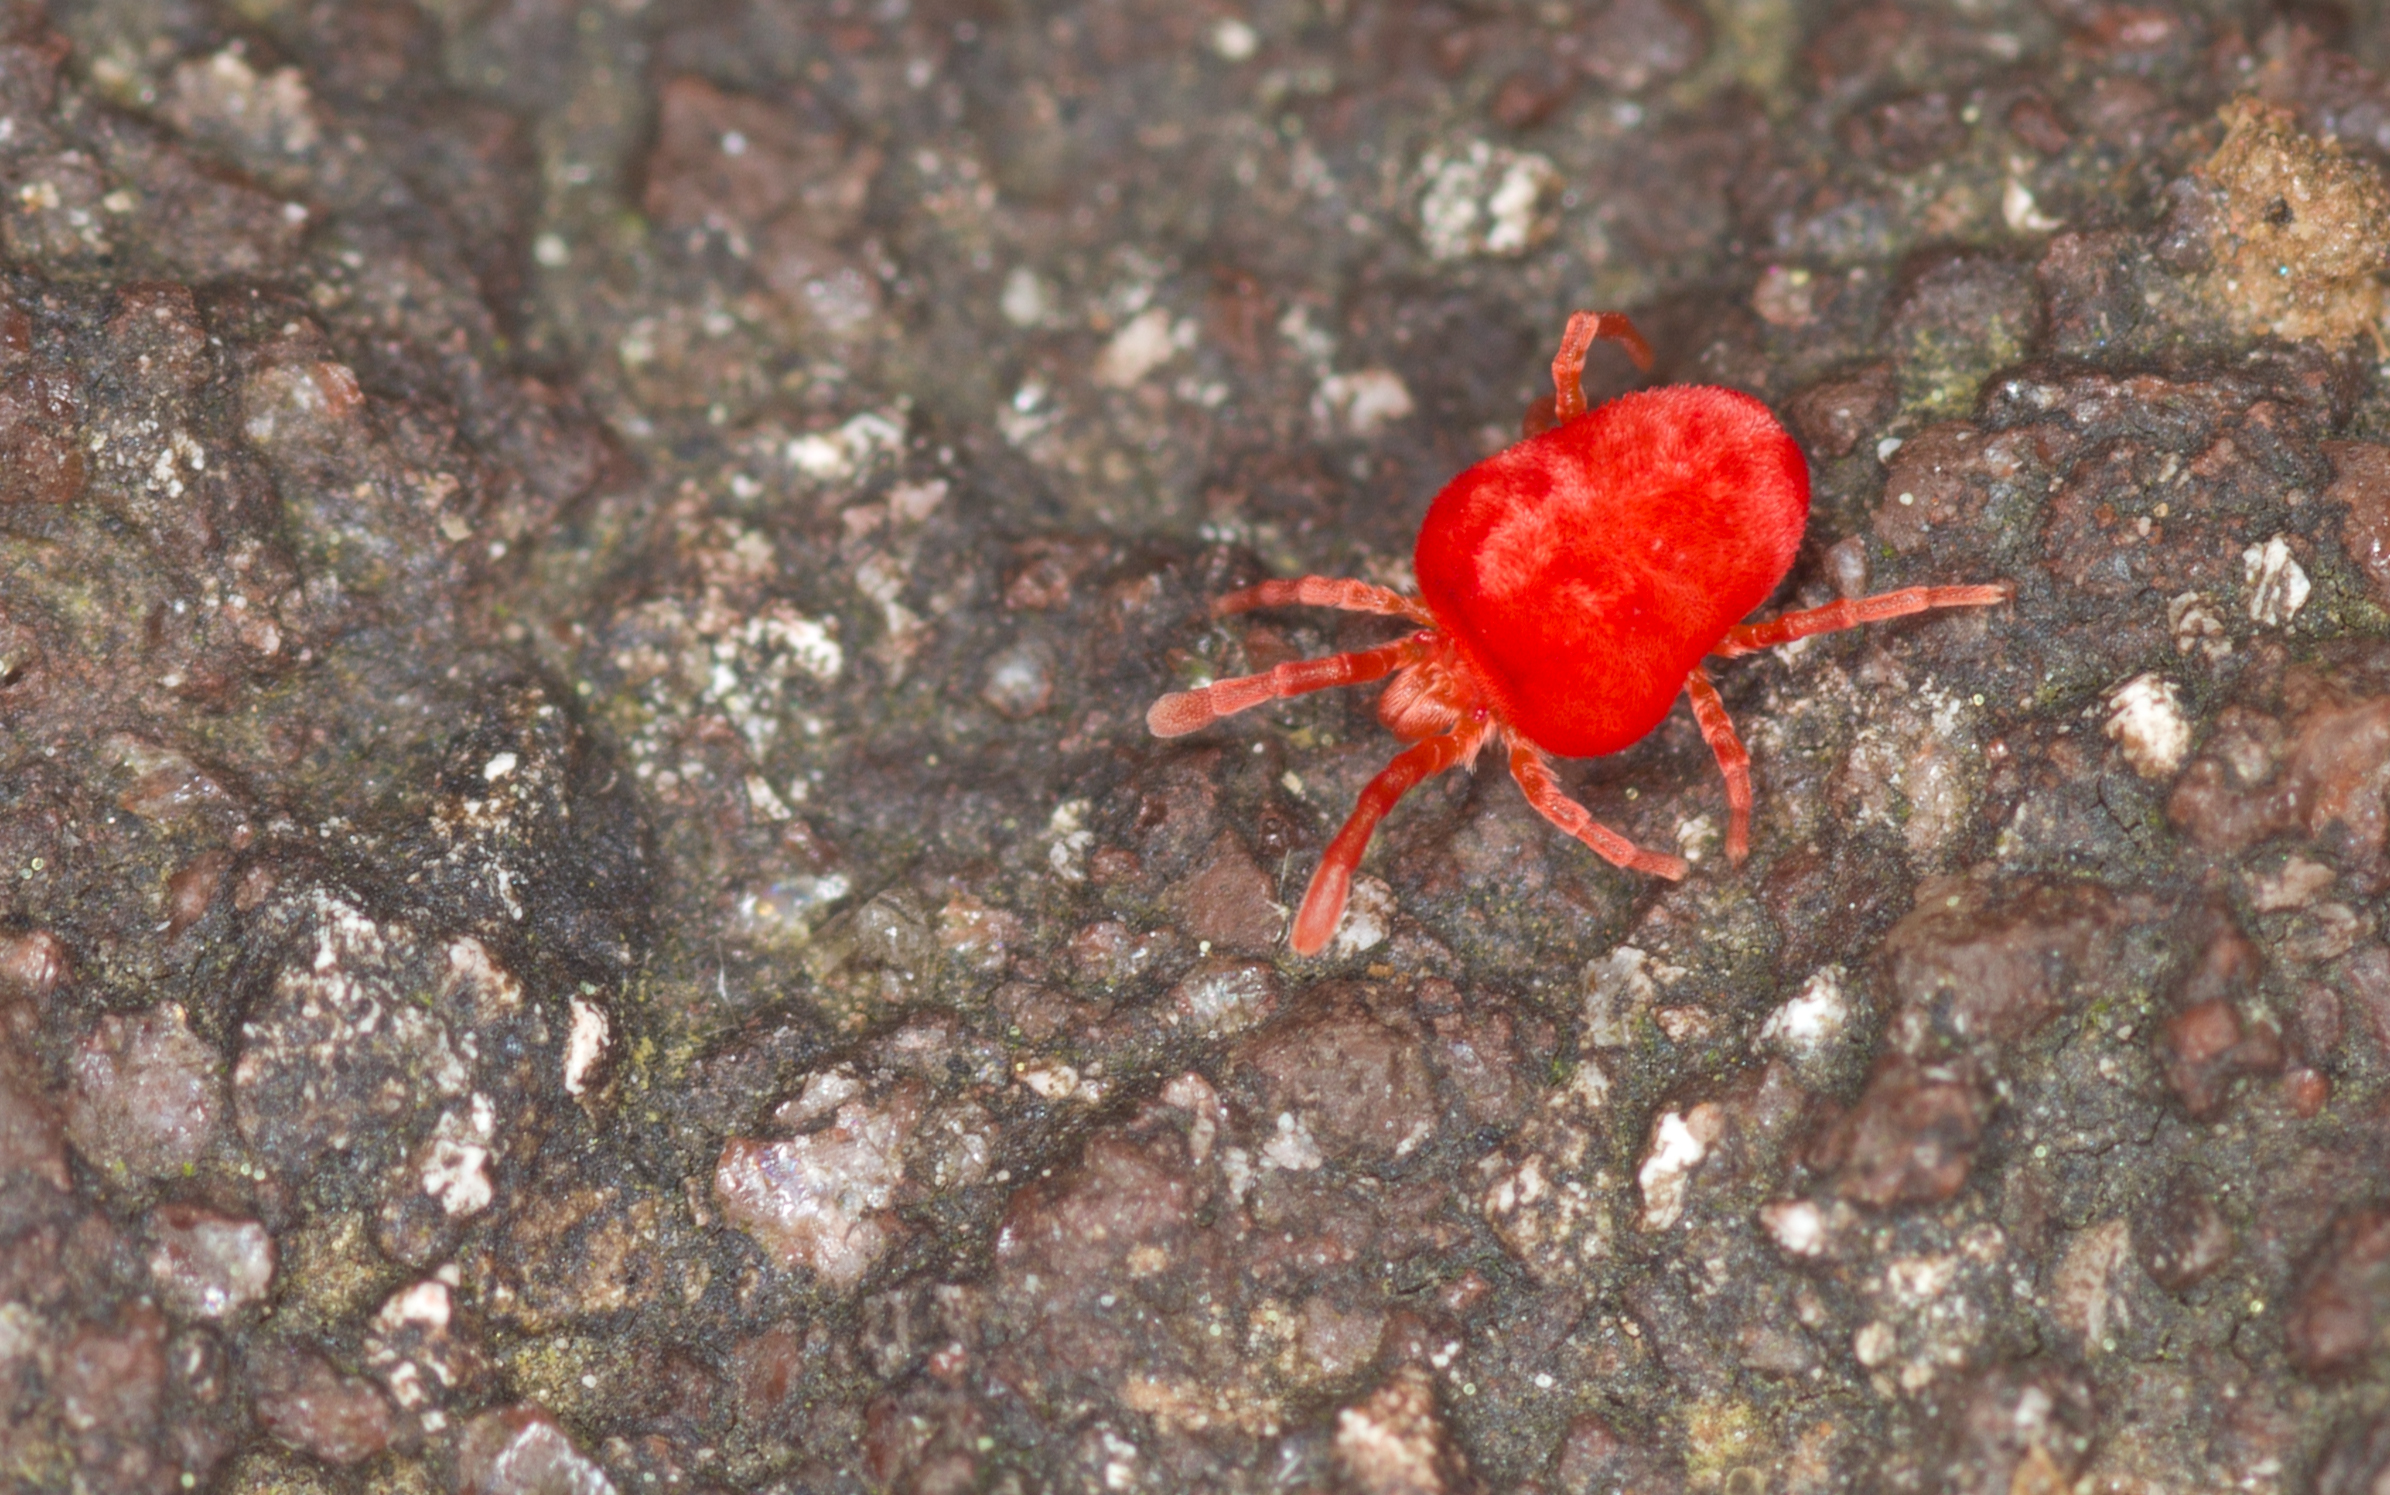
top-left (1841, 91), bottom-right (1963, 173)
top-left (980, 640), bottom-right (1055, 718)
top-left (2139, 1179), bottom-right (2236, 1291)
top-left (2006, 93), bottom-right (2072, 155)
top-left (0, 1009), bottom-right (69, 1216)
top-left (2284, 1066), bottom-right (2333, 1117)
top-left (65, 1003), bottom-right (222, 1178)
top-left (1575, 0), bottom-right (1705, 93)
top-left (1919, 1363), bottom-right (2097, 1495)
top-left (1166, 956), bottom-right (1278, 1036)
top-left (1332, 1363), bottom-right (1478, 1495)
top-left (862, 1386), bottom-right (986, 1494)
top-left (0, 295), bottom-right (82, 507)
top-left (2156, 912), bottom-right (2282, 1117)
top-left (1161, 833), bottom-right (1283, 953)
top-left (714, 1090), bottom-right (916, 1288)
top-left (165, 849), bottom-right (232, 939)
top-left (1552, 1412), bottom-right (1685, 1494)
top-left (2191, 98), bottom-right (2390, 344)
top-left (1817, 1054), bottom-right (1988, 1207)
top-left (0, 927), bottom-right (66, 1002)
top-left (1237, 997), bottom-right (1439, 1166)
top-left (455, 1404), bottom-right (614, 1495)
top-left (252, 1345), bottom-right (396, 1465)
top-left (1785, 363), bottom-right (1896, 459)
top-left (1066, 919), bottom-right (1168, 986)
top-left (2313, 1415), bottom-right (2390, 1495)
top-left (2329, 441), bottom-right (2390, 606)
top-left (990, 1130), bottom-right (1199, 1392)
top-left (2288, 1206), bottom-right (2390, 1376)
top-left (2036, 229), bottom-right (2142, 356)
top-left (1887, 252), bottom-right (2042, 407)
top-left (1873, 421), bottom-right (1996, 552)
top-left (146, 1205), bottom-right (274, 1319)
top-left (644, 76), bottom-right (879, 243)
top-left (1879, 877), bottom-right (2126, 1054)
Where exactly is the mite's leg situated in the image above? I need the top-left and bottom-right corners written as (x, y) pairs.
top-left (1290, 726), bottom-right (1483, 955)
top-left (1713, 583), bottom-right (2013, 657)
top-left (1214, 576), bottom-right (1437, 625)
top-left (1527, 310), bottom-right (1657, 436)
top-left (1506, 740), bottom-right (1690, 880)
top-left (1683, 666), bottom-right (1753, 864)
top-left (1148, 636), bottom-right (1429, 738)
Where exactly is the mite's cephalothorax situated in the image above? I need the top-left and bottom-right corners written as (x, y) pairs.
top-left (1149, 312), bottom-right (2010, 955)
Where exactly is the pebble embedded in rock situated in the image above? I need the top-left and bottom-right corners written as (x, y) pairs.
top-left (1236, 998), bottom-right (1438, 1165)
top-left (715, 1093), bottom-right (914, 1288)
top-left (54, 1306), bottom-right (167, 1462)
top-left (1332, 1364), bottom-right (1472, 1495)
top-left (146, 1205), bottom-right (273, 1319)
top-left (455, 1403), bottom-right (618, 1495)
top-left (1818, 1055), bottom-right (1988, 1207)
top-left (1880, 878), bottom-right (2126, 1054)
top-left (2288, 1207), bottom-right (2390, 1377)
top-left (980, 639), bottom-right (1056, 718)
top-left (1166, 957), bottom-right (1278, 1035)
top-left (64, 1003), bottom-right (221, 1178)
top-left (2330, 442), bottom-right (2390, 605)
top-left (0, 928), bottom-right (66, 1001)
top-left (1160, 833), bottom-right (1284, 953)
top-left (251, 1344), bottom-right (397, 1466)
top-left (2139, 1179), bottom-right (2234, 1292)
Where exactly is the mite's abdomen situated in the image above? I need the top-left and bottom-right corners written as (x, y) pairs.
top-left (1414, 386), bottom-right (1809, 759)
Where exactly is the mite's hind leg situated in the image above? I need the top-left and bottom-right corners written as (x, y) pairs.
top-left (1526, 311), bottom-right (1657, 436)
top-left (1291, 726), bottom-right (1483, 955)
top-left (1148, 635), bottom-right (1429, 738)
top-left (1214, 576), bottom-right (1436, 625)
top-left (1683, 666), bottom-right (1753, 864)
top-left (1713, 583), bottom-right (2013, 657)
top-left (1506, 741), bottom-right (1689, 880)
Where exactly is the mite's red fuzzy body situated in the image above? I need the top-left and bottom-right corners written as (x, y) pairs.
top-left (1147, 311), bottom-right (2009, 956)
top-left (1415, 385), bottom-right (1810, 759)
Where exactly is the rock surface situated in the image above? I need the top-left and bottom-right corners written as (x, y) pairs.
top-left (8, 0), bottom-right (2390, 1489)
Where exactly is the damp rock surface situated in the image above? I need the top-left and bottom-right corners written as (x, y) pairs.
top-left (9, 0), bottom-right (2390, 1489)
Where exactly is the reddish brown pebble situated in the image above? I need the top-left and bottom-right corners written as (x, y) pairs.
top-left (2140, 1179), bottom-right (2235, 1291)
top-left (64, 1004), bottom-right (222, 1177)
top-left (2330, 442), bottom-right (2390, 607)
top-left (165, 849), bottom-right (232, 939)
top-left (2287, 1208), bottom-right (2390, 1377)
top-left (1818, 1054), bottom-right (1988, 1207)
top-left (0, 928), bottom-right (66, 1002)
top-left (455, 1404), bottom-right (614, 1495)
top-left (146, 1204), bottom-right (274, 1319)
top-left (2284, 1067), bottom-right (2332, 1117)
top-left (252, 1346), bottom-right (396, 1466)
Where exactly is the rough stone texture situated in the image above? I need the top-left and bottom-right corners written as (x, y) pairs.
top-left (9, 0), bottom-right (2390, 1489)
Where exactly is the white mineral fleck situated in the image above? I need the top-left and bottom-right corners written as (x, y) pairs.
top-left (2243, 535), bottom-right (2310, 626)
top-left (784, 409), bottom-right (905, 480)
top-left (1331, 875), bottom-right (1396, 955)
top-left (1046, 798), bottom-right (1094, 882)
top-left (1093, 307), bottom-right (1181, 388)
top-left (1760, 966), bottom-right (1851, 1066)
top-left (1418, 141), bottom-right (1558, 260)
top-left (2102, 673), bottom-right (2190, 780)
top-left (1313, 369), bottom-right (1415, 438)
top-left (1637, 1105), bottom-right (1718, 1232)
top-left (563, 997), bottom-right (610, 1098)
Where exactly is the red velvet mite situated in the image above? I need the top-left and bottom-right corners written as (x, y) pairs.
top-left (1148, 311), bottom-right (2011, 956)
